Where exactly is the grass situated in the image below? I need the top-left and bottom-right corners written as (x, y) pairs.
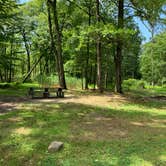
top-left (127, 86), bottom-right (166, 97)
top-left (0, 83), bottom-right (39, 97)
top-left (0, 83), bottom-right (166, 166)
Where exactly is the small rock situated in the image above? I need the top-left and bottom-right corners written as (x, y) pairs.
top-left (48, 141), bottom-right (63, 153)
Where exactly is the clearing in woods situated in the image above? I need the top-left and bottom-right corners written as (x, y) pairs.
top-left (0, 88), bottom-right (166, 166)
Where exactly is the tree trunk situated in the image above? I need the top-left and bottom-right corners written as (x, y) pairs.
top-left (22, 28), bottom-right (31, 74)
top-left (0, 70), bottom-right (3, 82)
top-left (89, 64), bottom-right (93, 84)
top-left (82, 68), bottom-right (84, 90)
top-left (114, 0), bottom-right (124, 93)
top-left (151, 27), bottom-right (155, 86)
top-left (47, 0), bottom-right (60, 76)
top-left (85, 6), bottom-right (91, 90)
top-left (94, 64), bottom-right (97, 89)
top-left (45, 58), bottom-right (49, 75)
top-left (51, 0), bottom-right (66, 89)
top-left (96, 0), bottom-right (103, 93)
top-left (23, 54), bottom-right (43, 83)
top-left (105, 71), bottom-right (108, 89)
top-left (9, 41), bottom-right (13, 83)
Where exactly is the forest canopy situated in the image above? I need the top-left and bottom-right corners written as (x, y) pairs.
top-left (0, 0), bottom-right (165, 92)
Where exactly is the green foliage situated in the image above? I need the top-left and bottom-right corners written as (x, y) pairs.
top-left (0, 0), bottom-right (18, 28)
top-left (122, 79), bottom-right (146, 91)
top-left (131, 0), bottom-right (166, 29)
top-left (35, 74), bottom-right (82, 89)
top-left (65, 75), bottom-right (82, 89)
top-left (140, 31), bottom-right (166, 85)
top-left (0, 0), bottom-right (165, 92)
top-left (78, 23), bottom-right (136, 44)
top-left (35, 74), bottom-right (59, 88)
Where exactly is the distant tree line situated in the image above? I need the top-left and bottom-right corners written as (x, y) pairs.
top-left (0, 0), bottom-right (165, 92)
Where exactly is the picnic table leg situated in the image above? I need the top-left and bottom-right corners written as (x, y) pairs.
top-left (43, 88), bottom-right (50, 98)
top-left (28, 87), bottom-right (34, 99)
top-left (56, 88), bottom-right (64, 98)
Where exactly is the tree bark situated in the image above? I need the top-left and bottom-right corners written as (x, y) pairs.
top-left (96, 0), bottom-right (103, 93)
top-left (94, 64), bottom-right (97, 89)
top-left (85, 6), bottom-right (91, 89)
top-left (9, 40), bottom-right (13, 83)
top-left (23, 54), bottom-right (43, 83)
top-left (22, 28), bottom-right (31, 74)
top-left (47, 0), bottom-right (60, 76)
top-left (50, 0), bottom-right (67, 89)
top-left (151, 27), bottom-right (155, 86)
top-left (114, 0), bottom-right (124, 93)
top-left (0, 70), bottom-right (3, 82)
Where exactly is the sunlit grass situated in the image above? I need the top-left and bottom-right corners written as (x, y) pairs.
top-left (0, 85), bottom-right (166, 165)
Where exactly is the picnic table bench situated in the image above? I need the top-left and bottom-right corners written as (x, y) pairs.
top-left (28, 87), bottom-right (64, 99)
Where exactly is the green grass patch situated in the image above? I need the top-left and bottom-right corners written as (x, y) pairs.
top-left (0, 86), bottom-right (166, 165)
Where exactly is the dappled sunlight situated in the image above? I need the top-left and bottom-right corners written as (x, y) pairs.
top-left (131, 119), bottom-right (166, 128)
top-left (58, 94), bottom-right (127, 108)
top-left (159, 155), bottom-right (166, 162)
top-left (18, 102), bottom-right (61, 113)
top-left (0, 90), bottom-right (166, 165)
top-left (146, 121), bottom-right (166, 128)
top-left (36, 120), bottom-right (47, 128)
top-left (0, 102), bottom-right (17, 114)
top-left (24, 93), bottom-right (127, 109)
top-left (7, 117), bottom-right (23, 122)
top-left (119, 104), bottom-right (166, 118)
top-left (130, 121), bottom-right (145, 127)
top-left (18, 111), bottom-right (35, 118)
top-left (129, 155), bottom-right (153, 166)
top-left (13, 127), bottom-right (32, 135)
top-left (71, 113), bottom-right (129, 141)
top-left (19, 142), bottom-right (35, 154)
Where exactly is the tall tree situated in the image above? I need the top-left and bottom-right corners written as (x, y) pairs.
top-left (46, 0), bottom-right (60, 76)
top-left (114, 0), bottom-right (124, 93)
top-left (96, 0), bottom-right (104, 92)
top-left (22, 28), bottom-right (31, 74)
top-left (140, 31), bottom-right (166, 85)
top-left (48, 0), bottom-right (67, 89)
top-left (130, 0), bottom-right (166, 86)
top-left (84, 0), bottom-right (93, 89)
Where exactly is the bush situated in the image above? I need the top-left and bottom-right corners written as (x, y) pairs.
top-left (0, 83), bottom-right (10, 89)
top-left (34, 74), bottom-right (82, 89)
top-left (0, 82), bottom-right (21, 89)
top-left (162, 84), bottom-right (166, 88)
top-left (122, 79), bottom-right (146, 91)
top-left (137, 80), bottom-right (146, 89)
top-left (65, 76), bottom-right (82, 89)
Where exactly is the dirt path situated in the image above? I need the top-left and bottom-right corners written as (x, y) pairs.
top-left (27, 93), bottom-right (128, 109)
top-left (0, 96), bottom-right (29, 113)
top-left (58, 93), bottom-right (127, 108)
top-left (1, 90), bottom-right (165, 114)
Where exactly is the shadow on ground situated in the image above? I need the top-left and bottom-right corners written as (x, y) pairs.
top-left (0, 96), bottom-right (166, 166)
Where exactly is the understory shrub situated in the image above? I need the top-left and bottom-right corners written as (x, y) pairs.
top-left (0, 82), bottom-right (21, 89)
top-left (122, 79), bottom-right (146, 91)
top-left (34, 74), bottom-right (82, 89)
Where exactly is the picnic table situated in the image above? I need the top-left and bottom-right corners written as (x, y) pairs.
top-left (28, 87), bottom-right (64, 99)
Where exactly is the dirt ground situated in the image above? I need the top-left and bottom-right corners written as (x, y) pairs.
top-left (0, 90), bottom-right (165, 113)
top-left (0, 91), bottom-right (166, 142)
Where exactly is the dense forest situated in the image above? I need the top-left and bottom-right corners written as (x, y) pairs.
top-left (0, 0), bottom-right (166, 93)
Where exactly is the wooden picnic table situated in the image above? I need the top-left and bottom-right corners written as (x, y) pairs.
top-left (28, 87), bottom-right (64, 99)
